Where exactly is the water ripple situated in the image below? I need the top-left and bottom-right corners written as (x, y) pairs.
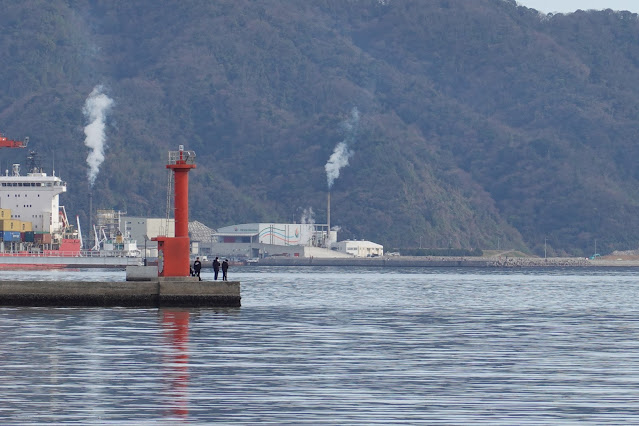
top-left (0, 267), bottom-right (638, 423)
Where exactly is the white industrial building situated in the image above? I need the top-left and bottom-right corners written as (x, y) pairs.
top-left (125, 217), bottom-right (175, 239)
top-left (333, 240), bottom-right (384, 257)
top-left (124, 217), bottom-right (384, 261)
top-left (202, 222), bottom-right (341, 259)
top-left (125, 217), bottom-right (212, 259)
top-left (216, 223), bottom-right (335, 246)
top-left (124, 217), bottom-right (175, 257)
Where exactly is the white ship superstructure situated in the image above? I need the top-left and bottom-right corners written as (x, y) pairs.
top-left (0, 135), bottom-right (141, 267)
top-left (0, 157), bottom-right (66, 234)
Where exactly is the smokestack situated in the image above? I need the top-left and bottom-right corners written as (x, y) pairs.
top-left (89, 189), bottom-right (93, 249)
top-left (327, 191), bottom-right (331, 243)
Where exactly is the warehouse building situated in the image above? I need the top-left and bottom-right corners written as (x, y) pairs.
top-left (201, 222), bottom-right (340, 260)
top-left (125, 217), bottom-right (383, 261)
top-left (124, 217), bottom-right (175, 257)
top-left (333, 240), bottom-right (384, 257)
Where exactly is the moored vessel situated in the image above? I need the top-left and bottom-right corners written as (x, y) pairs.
top-left (0, 148), bottom-right (140, 268)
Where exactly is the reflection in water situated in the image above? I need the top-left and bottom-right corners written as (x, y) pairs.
top-left (161, 310), bottom-right (190, 419)
top-left (3, 268), bottom-right (639, 423)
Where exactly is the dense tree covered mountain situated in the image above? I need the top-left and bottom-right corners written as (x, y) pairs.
top-left (0, 0), bottom-right (638, 256)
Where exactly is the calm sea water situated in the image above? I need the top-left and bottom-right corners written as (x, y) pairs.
top-left (1, 266), bottom-right (639, 424)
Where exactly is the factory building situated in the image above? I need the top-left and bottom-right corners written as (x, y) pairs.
top-left (216, 223), bottom-right (332, 246)
top-left (333, 240), bottom-right (384, 258)
top-left (125, 217), bottom-right (211, 259)
top-left (124, 217), bottom-right (175, 257)
top-left (125, 217), bottom-right (384, 261)
top-left (187, 222), bottom-right (351, 260)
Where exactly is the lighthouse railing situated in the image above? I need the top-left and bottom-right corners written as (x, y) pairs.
top-left (168, 150), bottom-right (196, 165)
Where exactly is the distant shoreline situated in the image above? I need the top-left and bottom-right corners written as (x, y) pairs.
top-left (255, 256), bottom-right (639, 268)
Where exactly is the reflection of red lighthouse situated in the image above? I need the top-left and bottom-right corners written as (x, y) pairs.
top-left (162, 310), bottom-right (190, 418)
top-left (154, 145), bottom-right (196, 277)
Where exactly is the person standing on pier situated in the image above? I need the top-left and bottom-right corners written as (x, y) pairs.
top-left (213, 257), bottom-right (220, 280)
top-left (193, 257), bottom-right (202, 281)
top-left (222, 259), bottom-right (229, 281)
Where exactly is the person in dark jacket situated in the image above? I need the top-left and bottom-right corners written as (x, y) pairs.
top-left (212, 257), bottom-right (220, 280)
top-left (193, 257), bottom-right (202, 281)
top-left (222, 259), bottom-right (229, 281)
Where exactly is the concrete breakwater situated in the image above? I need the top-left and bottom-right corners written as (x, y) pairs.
top-left (0, 277), bottom-right (241, 307)
top-left (258, 256), bottom-right (623, 268)
top-left (486, 257), bottom-right (590, 267)
top-left (260, 257), bottom-right (489, 267)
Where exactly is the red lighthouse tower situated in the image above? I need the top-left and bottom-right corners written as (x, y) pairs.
top-left (154, 145), bottom-right (196, 277)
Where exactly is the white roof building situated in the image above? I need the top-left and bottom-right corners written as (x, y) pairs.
top-left (125, 217), bottom-right (175, 241)
top-left (334, 240), bottom-right (384, 258)
top-left (215, 223), bottom-right (331, 247)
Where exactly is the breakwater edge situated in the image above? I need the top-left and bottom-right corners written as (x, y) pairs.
top-left (258, 255), bottom-right (638, 267)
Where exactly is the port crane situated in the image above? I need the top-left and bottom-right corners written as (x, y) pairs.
top-left (0, 130), bottom-right (28, 148)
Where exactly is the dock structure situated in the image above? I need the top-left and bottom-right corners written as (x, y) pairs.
top-left (0, 276), bottom-right (240, 307)
top-left (0, 144), bottom-right (245, 308)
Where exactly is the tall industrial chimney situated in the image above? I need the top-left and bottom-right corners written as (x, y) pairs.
top-left (89, 188), bottom-right (93, 249)
top-left (327, 191), bottom-right (331, 245)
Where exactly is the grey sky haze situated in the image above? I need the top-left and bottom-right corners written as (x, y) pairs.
top-left (516, 0), bottom-right (639, 13)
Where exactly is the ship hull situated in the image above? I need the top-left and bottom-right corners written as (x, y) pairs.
top-left (0, 255), bottom-right (141, 269)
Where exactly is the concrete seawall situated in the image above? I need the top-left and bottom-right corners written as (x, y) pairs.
top-left (259, 257), bottom-right (488, 267)
top-left (257, 256), bottom-right (613, 268)
top-left (0, 278), bottom-right (241, 307)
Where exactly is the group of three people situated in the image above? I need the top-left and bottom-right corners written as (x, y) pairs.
top-left (192, 256), bottom-right (229, 281)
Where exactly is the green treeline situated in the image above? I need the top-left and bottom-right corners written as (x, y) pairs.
top-left (0, 0), bottom-right (638, 256)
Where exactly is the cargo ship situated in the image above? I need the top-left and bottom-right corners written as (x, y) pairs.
top-left (0, 148), bottom-right (141, 268)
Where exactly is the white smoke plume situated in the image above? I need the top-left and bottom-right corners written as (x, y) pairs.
top-left (325, 142), bottom-right (352, 188)
top-left (325, 107), bottom-right (360, 189)
top-left (301, 207), bottom-right (315, 224)
top-left (83, 85), bottom-right (114, 187)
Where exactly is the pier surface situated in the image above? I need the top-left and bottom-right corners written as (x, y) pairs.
top-left (0, 277), bottom-right (241, 307)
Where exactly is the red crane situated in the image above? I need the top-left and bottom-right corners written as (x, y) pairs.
top-left (0, 131), bottom-right (28, 148)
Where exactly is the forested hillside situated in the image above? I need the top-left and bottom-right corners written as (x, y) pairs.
top-left (1, 0), bottom-right (639, 256)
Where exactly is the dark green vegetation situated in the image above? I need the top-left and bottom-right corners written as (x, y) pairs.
top-left (0, 0), bottom-right (638, 256)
